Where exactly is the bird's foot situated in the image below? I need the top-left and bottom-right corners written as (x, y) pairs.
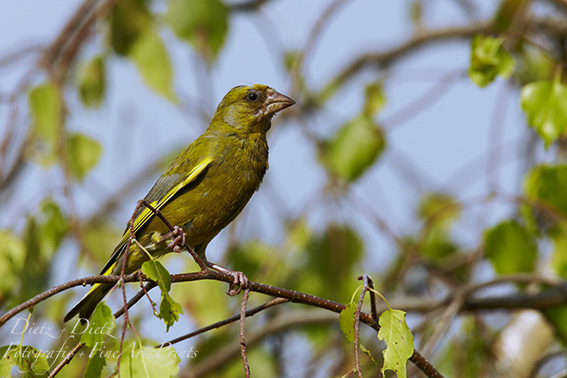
top-left (207, 262), bottom-right (249, 296)
top-left (166, 226), bottom-right (186, 253)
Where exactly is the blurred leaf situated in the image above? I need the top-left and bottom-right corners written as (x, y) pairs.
top-left (176, 279), bottom-right (229, 328)
top-left (66, 132), bottom-right (102, 182)
top-left (84, 353), bottom-right (106, 378)
top-left (543, 305), bottom-right (567, 345)
top-left (28, 82), bottom-right (61, 165)
top-left (409, 0), bottom-right (423, 28)
top-left (550, 227), bottom-right (567, 278)
top-left (300, 224), bottom-right (364, 301)
top-left (363, 81), bottom-right (386, 117)
top-left (339, 301), bottom-right (357, 343)
top-left (166, 0), bottom-right (229, 63)
top-left (493, 0), bottom-right (529, 31)
top-left (78, 56), bottom-right (106, 109)
top-left (378, 309), bottom-right (414, 378)
top-left (418, 192), bottom-right (461, 227)
top-left (523, 164), bottom-right (567, 232)
top-left (515, 45), bottom-right (554, 86)
top-left (227, 240), bottom-right (274, 279)
top-left (37, 199), bottom-right (68, 258)
top-left (284, 50), bottom-right (301, 73)
top-left (16, 200), bottom-right (68, 304)
top-left (543, 305), bottom-right (567, 344)
top-left (484, 220), bottom-right (537, 274)
top-left (521, 76), bottom-right (567, 147)
top-left (0, 230), bottom-right (26, 298)
top-left (84, 222), bottom-right (122, 264)
top-left (324, 115), bottom-right (386, 182)
top-left (81, 302), bottom-right (116, 350)
top-left (129, 30), bottom-right (176, 101)
top-left (0, 345), bottom-right (50, 377)
top-left (120, 344), bottom-right (180, 378)
top-left (435, 317), bottom-right (493, 377)
top-left (468, 35), bottom-right (514, 87)
top-left (110, 0), bottom-right (152, 55)
top-left (28, 82), bottom-right (61, 142)
top-left (420, 229), bottom-right (459, 261)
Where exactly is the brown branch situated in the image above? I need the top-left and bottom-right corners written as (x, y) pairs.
top-left (240, 289), bottom-right (251, 378)
top-left (354, 276), bottom-right (369, 378)
top-left (317, 21), bottom-right (492, 102)
top-left (157, 298), bottom-right (288, 347)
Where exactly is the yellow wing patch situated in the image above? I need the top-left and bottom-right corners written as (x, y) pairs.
top-left (115, 156), bottom-right (213, 254)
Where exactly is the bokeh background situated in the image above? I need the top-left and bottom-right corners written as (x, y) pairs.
top-left (1, 0), bottom-right (567, 377)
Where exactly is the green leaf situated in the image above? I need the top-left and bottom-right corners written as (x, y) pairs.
top-left (418, 192), bottom-right (461, 227)
top-left (141, 260), bottom-right (171, 293)
top-left (521, 77), bottom-right (567, 147)
top-left (484, 220), bottom-right (537, 274)
top-left (377, 309), bottom-right (414, 378)
top-left (129, 30), bottom-right (176, 101)
top-left (159, 292), bottom-right (184, 332)
top-left (300, 224), bottom-right (364, 301)
top-left (363, 81), bottom-right (386, 116)
top-left (78, 56), bottom-right (106, 109)
top-left (81, 302), bottom-right (116, 350)
top-left (84, 353), bottom-right (106, 378)
top-left (28, 82), bottom-right (61, 142)
top-left (0, 230), bottom-right (26, 296)
top-left (339, 302), bottom-right (357, 343)
top-left (28, 82), bottom-right (61, 165)
top-left (120, 345), bottom-right (180, 378)
top-left (165, 0), bottom-right (229, 63)
top-left (523, 164), bottom-right (567, 229)
top-left (142, 261), bottom-right (183, 331)
top-left (493, 0), bottom-right (529, 31)
top-left (110, 0), bottom-right (152, 55)
top-left (66, 132), bottom-right (102, 182)
top-left (0, 345), bottom-right (50, 377)
top-left (550, 228), bottom-right (567, 278)
top-left (0, 347), bottom-right (12, 378)
top-left (543, 305), bottom-right (567, 344)
top-left (468, 35), bottom-right (515, 87)
top-left (324, 115), bottom-right (386, 182)
top-left (37, 199), bottom-right (68, 258)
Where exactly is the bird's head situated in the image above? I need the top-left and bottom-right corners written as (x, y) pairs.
top-left (212, 84), bottom-right (295, 134)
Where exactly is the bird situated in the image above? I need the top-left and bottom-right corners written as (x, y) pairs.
top-left (64, 84), bottom-right (295, 322)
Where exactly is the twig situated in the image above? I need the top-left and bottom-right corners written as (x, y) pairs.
top-left (138, 271), bottom-right (157, 315)
top-left (47, 341), bottom-right (84, 378)
top-left (115, 199), bottom-right (144, 373)
top-left (354, 276), bottom-right (369, 378)
top-left (366, 277), bottom-right (378, 326)
top-left (157, 298), bottom-right (288, 347)
top-left (240, 289), bottom-right (251, 378)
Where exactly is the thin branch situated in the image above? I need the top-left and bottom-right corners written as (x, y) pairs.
top-left (354, 276), bottom-right (369, 378)
top-left (240, 289), bottom-right (251, 378)
top-left (47, 341), bottom-right (84, 378)
top-left (158, 298), bottom-right (288, 347)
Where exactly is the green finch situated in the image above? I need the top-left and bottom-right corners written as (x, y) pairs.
top-left (64, 84), bottom-right (294, 322)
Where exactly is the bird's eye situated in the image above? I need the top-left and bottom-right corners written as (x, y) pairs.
top-left (246, 91), bottom-right (258, 101)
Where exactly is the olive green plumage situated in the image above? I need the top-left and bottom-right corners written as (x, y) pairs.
top-left (64, 84), bottom-right (294, 322)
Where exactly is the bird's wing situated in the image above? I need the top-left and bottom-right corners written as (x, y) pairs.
top-left (99, 155), bottom-right (213, 275)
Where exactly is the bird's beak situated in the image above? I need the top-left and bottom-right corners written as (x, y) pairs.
top-left (263, 89), bottom-right (295, 117)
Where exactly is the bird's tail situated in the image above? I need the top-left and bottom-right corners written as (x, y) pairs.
top-left (63, 283), bottom-right (114, 323)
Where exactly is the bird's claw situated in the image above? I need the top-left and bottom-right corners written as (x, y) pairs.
top-left (227, 271), bottom-right (249, 296)
top-left (167, 226), bottom-right (186, 253)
